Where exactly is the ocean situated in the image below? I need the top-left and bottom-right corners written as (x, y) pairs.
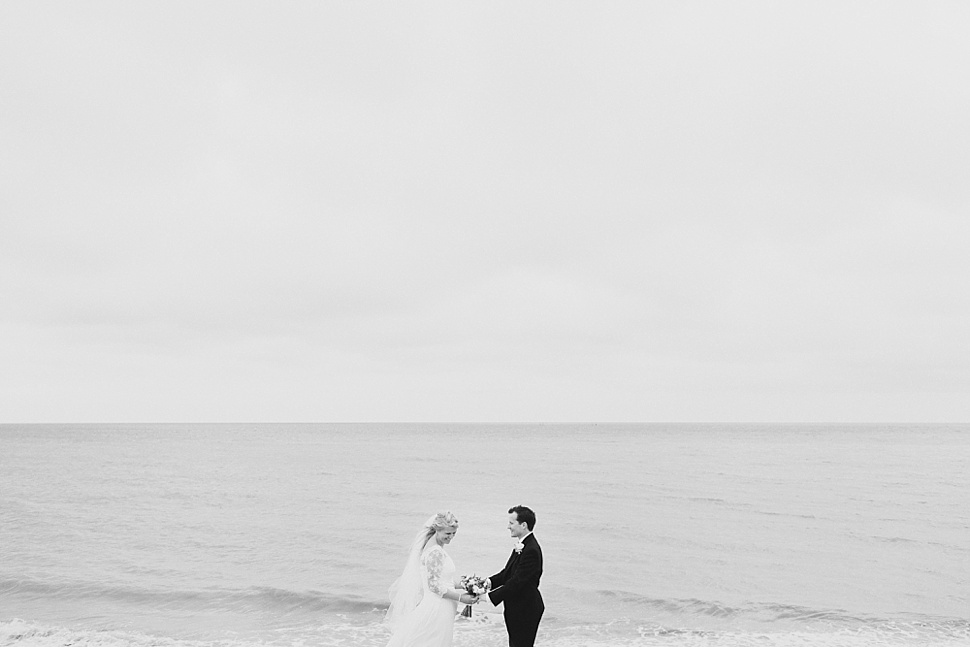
top-left (1, 423), bottom-right (967, 647)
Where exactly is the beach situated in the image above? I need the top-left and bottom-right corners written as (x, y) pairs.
top-left (2, 423), bottom-right (968, 646)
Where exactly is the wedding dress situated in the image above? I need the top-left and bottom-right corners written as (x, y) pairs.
top-left (385, 542), bottom-right (459, 647)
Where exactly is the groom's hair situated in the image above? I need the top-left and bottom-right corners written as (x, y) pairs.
top-left (509, 505), bottom-right (536, 531)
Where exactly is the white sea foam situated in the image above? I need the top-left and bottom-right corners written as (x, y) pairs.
top-left (4, 618), bottom-right (969, 647)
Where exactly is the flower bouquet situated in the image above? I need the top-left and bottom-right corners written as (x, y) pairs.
top-left (458, 574), bottom-right (488, 618)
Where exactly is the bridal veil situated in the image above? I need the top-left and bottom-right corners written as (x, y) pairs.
top-left (384, 515), bottom-right (437, 632)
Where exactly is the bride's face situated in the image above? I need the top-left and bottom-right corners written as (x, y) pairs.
top-left (436, 526), bottom-right (458, 545)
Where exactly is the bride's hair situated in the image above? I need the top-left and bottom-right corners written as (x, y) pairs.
top-left (425, 511), bottom-right (458, 531)
top-left (417, 511), bottom-right (458, 550)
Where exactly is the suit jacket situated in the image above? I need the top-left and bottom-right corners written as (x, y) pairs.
top-left (488, 533), bottom-right (544, 645)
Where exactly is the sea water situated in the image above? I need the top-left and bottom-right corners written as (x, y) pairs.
top-left (1, 423), bottom-right (968, 646)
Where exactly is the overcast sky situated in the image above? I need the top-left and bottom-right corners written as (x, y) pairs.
top-left (2, 2), bottom-right (968, 423)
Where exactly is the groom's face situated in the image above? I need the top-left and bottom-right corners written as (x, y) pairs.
top-left (507, 513), bottom-right (528, 538)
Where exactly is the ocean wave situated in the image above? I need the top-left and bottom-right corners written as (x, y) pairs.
top-left (753, 510), bottom-right (818, 520)
top-left (570, 589), bottom-right (970, 631)
top-left (0, 577), bottom-right (384, 616)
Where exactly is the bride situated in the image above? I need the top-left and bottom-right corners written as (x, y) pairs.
top-left (384, 511), bottom-right (479, 647)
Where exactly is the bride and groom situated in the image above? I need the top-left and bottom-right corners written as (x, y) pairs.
top-left (384, 506), bottom-right (544, 647)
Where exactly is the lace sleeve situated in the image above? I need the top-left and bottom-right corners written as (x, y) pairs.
top-left (423, 547), bottom-right (449, 597)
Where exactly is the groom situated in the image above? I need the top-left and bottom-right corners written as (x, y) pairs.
top-left (484, 505), bottom-right (544, 647)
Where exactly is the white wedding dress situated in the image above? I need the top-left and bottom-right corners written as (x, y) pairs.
top-left (385, 543), bottom-right (459, 647)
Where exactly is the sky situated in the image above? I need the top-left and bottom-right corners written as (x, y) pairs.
top-left (2, 2), bottom-right (969, 423)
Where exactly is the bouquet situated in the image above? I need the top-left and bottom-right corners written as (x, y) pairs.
top-left (458, 574), bottom-right (488, 618)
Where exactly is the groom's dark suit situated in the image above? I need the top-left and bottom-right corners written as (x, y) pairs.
top-left (488, 533), bottom-right (544, 647)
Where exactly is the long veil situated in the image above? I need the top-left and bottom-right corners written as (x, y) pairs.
top-left (384, 520), bottom-right (435, 632)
